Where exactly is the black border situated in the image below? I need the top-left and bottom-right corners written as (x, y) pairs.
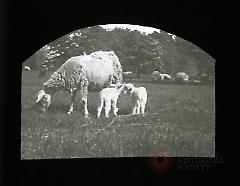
top-left (2, 0), bottom-right (225, 185)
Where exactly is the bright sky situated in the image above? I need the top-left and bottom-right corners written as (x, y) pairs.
top-left (99, 24), bottom-right (161, 35)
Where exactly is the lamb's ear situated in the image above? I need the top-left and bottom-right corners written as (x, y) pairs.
top-left (117, 83), bottom-right (123, 89)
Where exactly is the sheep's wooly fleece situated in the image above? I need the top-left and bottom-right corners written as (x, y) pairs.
top-left (43, 51), bottom-right (123, 92)
top-left (176, 72), bottom-right (189, 79)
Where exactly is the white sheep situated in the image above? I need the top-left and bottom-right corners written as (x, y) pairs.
top-left (151, 71), bottom-right (171, 81)
top-left (151, 71), bottom-right (161, 81)
top-left (123, 71), bottom-right (133, 75)
top-left (123, 83), bottom-right (147, 115)
top-left (176, 72), bottom-right (189, 82)
top-left (161, 73), bottom-right (171, 80)
top-left (24, 66), bottom-right (31, 71)
top-left (97, 83), bottom-right (125, 118)
top-left (193, 80), bottom-right (201, 83)
top-left (36, 51), bottom-right (123, 117)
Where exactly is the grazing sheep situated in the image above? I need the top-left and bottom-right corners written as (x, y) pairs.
top-left (176, 72), bottom-right (189, 82)
top-left (193, 80), bottom-right (201, 83)
top-left (24, 66), bottom-right (31, 71)
top-left (161, 73), bottom-right (172, 80)
top-left (36, 51), bottom-right (123, 116)
top-left (151, 71), bottom-right (171, 81)
top-left (123, 71), bottom-right (133, 75)
top-left (151, 71), bottom-right (161, 81)
top-left (97, 83), bottom-right (125, 118)
top-left (123, 83), bottom-right (147, 114)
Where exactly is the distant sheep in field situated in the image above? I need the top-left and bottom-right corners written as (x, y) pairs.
top-left (123, 83), bottom-right (147, 115)
top-left (151, 71), bottom-right (171, 81)
top-left (123, 71), bottom-right (133, 76)
top-left (175, 72), bottom-right (189, 82)
top-left (23, 66), bottom-right (31, 71)
top-left (151, 71), bottom-right (161, 81)
top-left (161, 73), bottom-right (172, 80)
top-left (97, 83), bottom-right (125, 118)
top-left (36, 51), bottom-right (123, 116)
top-left (193, 80), bottom-right (201, 83)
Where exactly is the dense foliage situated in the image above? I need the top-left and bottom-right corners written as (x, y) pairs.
top-left (24, 25), bottom-right (215, 79)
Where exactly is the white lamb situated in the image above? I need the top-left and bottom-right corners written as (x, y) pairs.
top-left (97, 83), bottom-right (125, 118)
top-left (124, 83), bottom-right (147, 115)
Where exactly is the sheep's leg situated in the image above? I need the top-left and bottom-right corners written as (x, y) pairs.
top-left (68, 90), bottom-right (77, 115)
top-left (97, 99), bottom-right (104, 118)
top-left (105, 101), bottom-right (111, 118)
top-left (82, 86), bottom-right (89, 117)
top-left (112, 100), bottom-right (118, 116)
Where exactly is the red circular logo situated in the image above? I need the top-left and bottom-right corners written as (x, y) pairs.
top-left (148, 151), bottom-right (173, 172)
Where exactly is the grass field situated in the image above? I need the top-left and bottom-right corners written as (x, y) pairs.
top-left (21, 71), bottom-right (215, 159)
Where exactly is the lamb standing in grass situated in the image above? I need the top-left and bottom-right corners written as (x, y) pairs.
top-left (97, 83), bottom-right (125, 118)
top-left (124, 83), bottom-right (147, 115)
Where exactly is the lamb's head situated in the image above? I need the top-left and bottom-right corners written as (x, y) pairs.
top-left (116, 83), bottom-right (124, 90)
top-left (123, 83), bottom-right (135, 94)
top-left (35, 89), bottom-right (52, 112)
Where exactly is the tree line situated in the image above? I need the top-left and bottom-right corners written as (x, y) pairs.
top-left (24, 25), bottom-right (215, 79)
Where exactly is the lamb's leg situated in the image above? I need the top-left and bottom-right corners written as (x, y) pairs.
top-left (68, 90), bottom-right (77, 115)
top-left (136, 101), bottom-right (141, 114)
top-left (97, 99), bottom-right (104, 118)
top-left (112, 100), bottom-right (118, 116)
top-left (132, 102), bottom-right (137, 114)
top-left (140, 102), bottom-right (145, 114)
top-left (105, 101), bottom-right (111, 118)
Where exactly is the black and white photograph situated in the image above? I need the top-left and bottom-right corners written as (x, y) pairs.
top-left (2, 0), bottom-right (226, 185)
top-left (21, 24), bottom-right (215, 159)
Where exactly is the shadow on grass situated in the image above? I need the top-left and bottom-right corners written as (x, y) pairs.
top-left (48, 102), bottom-right (70, 114)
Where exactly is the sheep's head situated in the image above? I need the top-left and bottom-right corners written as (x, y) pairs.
top-left (35, 89), bottom-right (51, 112)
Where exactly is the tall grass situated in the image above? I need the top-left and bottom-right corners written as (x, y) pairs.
top-left (21, 71), bottom-right (215, 159)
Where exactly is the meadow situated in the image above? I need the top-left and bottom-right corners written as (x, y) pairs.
top-left (21, 71), bottom-right (215, 159)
